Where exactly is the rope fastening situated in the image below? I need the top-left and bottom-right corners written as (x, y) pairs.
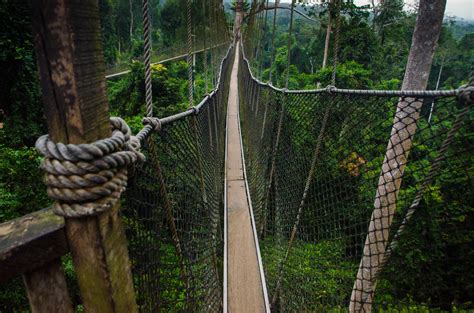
top-left (459, 64), bottom-right (474, 104)
top-left (325, 85), bottom-right (337, 94)
top-left (142, 116), bottom-right (162, 132)
top-left (459, 85), bottom-right (474, 105)
top-left (35, 117), bottom-right (145, 218)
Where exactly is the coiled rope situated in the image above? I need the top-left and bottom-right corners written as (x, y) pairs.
top-left (35, 117), bottom-right (145, 218)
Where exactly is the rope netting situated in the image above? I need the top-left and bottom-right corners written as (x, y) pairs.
top-left (107, 0), bottom-right (231, 79)
top-left (240, 37), bottom-right (473, 311)
top-left (122, 43), bottom-right (234, 312)
top-left (116, 1), bottom-right (234, 311)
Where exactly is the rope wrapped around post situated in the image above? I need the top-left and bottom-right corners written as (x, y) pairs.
top-left (35, 117), bottom-right (145, 218)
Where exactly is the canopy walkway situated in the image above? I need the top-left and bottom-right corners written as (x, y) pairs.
top-left (119, 39), bottom-right (472, 311)
top-left (0, 1), bottom-right (473, 312)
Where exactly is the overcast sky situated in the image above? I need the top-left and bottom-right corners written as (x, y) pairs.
top-left (278, 0), bottom-right (474, 20)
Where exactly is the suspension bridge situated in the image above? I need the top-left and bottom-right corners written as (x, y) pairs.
top-left (0, 0), bottom-right (473, 312)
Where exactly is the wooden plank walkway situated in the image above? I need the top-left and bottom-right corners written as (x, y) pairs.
top-left (224, 46), bottom-right (269, 313)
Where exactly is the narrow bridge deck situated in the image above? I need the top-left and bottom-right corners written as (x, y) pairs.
top-left (225, 46), bottom-right (269, 313)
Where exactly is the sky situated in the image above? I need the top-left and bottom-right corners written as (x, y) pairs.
top-left (278, 0), bottom-right (474, 20)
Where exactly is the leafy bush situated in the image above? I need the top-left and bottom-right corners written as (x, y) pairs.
top-left (0, 145), bottom-right (49, 222)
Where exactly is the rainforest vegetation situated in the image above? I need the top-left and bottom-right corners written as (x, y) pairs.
top-left (0, 0), bottom-right (473, 311)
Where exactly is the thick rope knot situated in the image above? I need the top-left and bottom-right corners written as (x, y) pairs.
top-left (326, 85), bottom-right (337, 94)
top-left (35, 117), bottom-right (144, 218)
top-left (142, 117), bottom-right (161, 131)
top-left (459, 85), bottom-right (474, 105)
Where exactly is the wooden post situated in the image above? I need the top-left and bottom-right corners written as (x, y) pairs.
top-left (0, 208), bottom-right (72, 312)
top-left (23, 259), bottom-right (74, 313)
top-left (349, 0), bottom-right (447, 312)
top-left (32, 1), bottom-right (138, 312)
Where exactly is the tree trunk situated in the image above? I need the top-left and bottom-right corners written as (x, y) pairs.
top-left (371, 0), bottom-right (377, 29)
top-left (129, 0), bottom-right (133, 44)
top-left (349, 0), bottom-right (447, 312)
top-left (233, 0), bottom-right (245, 42)
top-left (321, 0), bottom-right (334, 69)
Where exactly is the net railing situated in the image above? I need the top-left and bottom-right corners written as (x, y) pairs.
top-left (239, 43), bottom-right (473, 311)
top-left (105, 0), bottom-right (232, 79)
top-left (122, 44), bottom-right (234, 312)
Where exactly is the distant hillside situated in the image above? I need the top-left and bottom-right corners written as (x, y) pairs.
top-left (448, 19), bottom-right (474, 39)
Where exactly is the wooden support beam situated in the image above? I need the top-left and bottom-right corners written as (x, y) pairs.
top-left (0, 209), bottom-right (68, 284)
top-left (31, 1), bottom-right (138, 312)
top-left (23, 258), bottom-right (74, 313)
top-left (0, 208), bottom-right (72, 311)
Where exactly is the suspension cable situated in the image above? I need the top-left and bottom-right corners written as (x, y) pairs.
top-left (186, 0), bottom-right (194, 108)
top-left (331, 0), bottom-right (342, 86)
top-left (142, 0), bottom-right (153, 117)
top-left (255, 0), bottom-right (266, 60)
top-left (268, 0), bottom-right (279, 83)
top-left (202, 0), bottom-right (209, 94)
top-left (284, 0), bottom-right (296, 89)
top-left (257, 0), bottom-right (270, 79)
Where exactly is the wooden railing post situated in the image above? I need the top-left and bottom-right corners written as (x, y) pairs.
top-left (23, 258), bottom-right (73, 313)
top-left (0, 209), bottom-right (73, 312)
top-left (32, 1), bottom-right (138, 312)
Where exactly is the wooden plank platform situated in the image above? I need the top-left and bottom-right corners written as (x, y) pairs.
top-left (224, 46), bottom-right (269, 313)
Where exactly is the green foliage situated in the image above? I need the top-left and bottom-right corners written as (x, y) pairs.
top-left (262, 239), bottom-right (355, 311)
top-left (0, 1), bottom-right (45, 148)
top-left (247, 3), bottom-right (474, 310)
top-left (0, 145), bottom-right (49, 222)
top-left (123, 217), bottom-right (186, 311)
top-left (230, 0), bottom-right (250, 13)
top-left (107, 60), bottom-right (188, 119)
top-left (0, 277), bottom-right (28, 312)
top-left (160, 0), bottom-right (185, 47)
top-left (0, 0), bottom-right (473, 310)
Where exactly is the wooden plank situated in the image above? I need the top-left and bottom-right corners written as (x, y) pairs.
top-left (23, 258), bottom-right (74, 313)
top-left (0, 209), bottom-right (68, 284)
top-left (31, 1), bottom-right (138, 312)
top-left (226, 45), bottom-right (268, 313)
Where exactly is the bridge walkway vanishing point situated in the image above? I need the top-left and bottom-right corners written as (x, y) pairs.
top-left (225, 45), bottom-right (270, 313)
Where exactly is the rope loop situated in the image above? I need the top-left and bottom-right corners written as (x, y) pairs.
top-left (462, 63), bottom-right (474, 104)
top-left (459, 85), bottom-right (474, 105)
top-left (35, 117), bottom-right (145, 218)
top-left (326, 85), bottom-right (337, 94)
top-left (469, 63), bottom-right (474, 87)
top-left (142, 116), bottom-right (162, 132)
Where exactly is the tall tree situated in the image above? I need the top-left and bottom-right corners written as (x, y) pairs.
top-left (322, 0), bottom-right (334, 69)
top-left (129, 0), bottom-right (134, 43)
top-left (233, 0), bottom-right (245, 42)
top-left (350, 0), bottom-right (447, 311)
